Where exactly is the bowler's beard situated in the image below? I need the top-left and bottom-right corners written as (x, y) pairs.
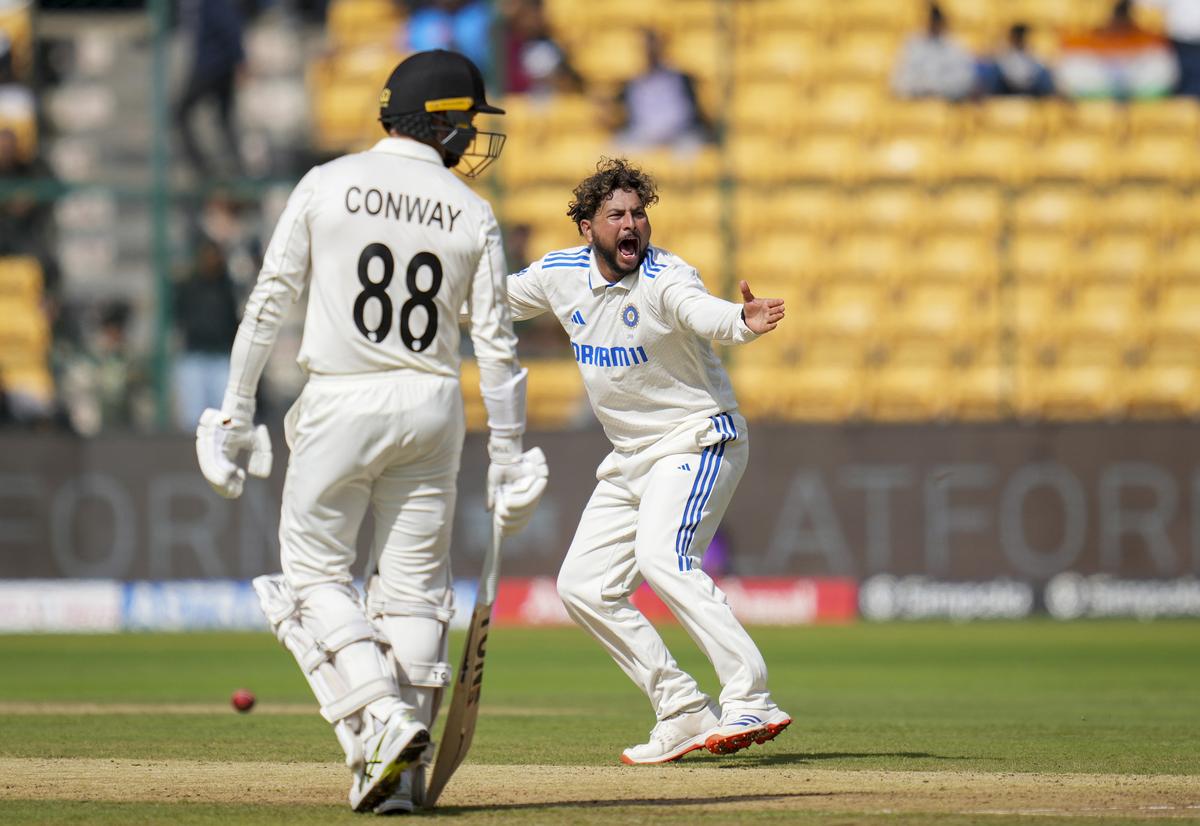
top-left (593, 235), bottom-right (644, 280)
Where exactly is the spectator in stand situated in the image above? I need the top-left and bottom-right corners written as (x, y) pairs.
top-left (0, 34), bottom-right (34, 125)
top-left (405, 0), bottom-right (493, 71)
top-left (500, 0), bottom-right (582, 97)
top-left (1057, 0), bottom-right (1179, 98)
top-left (892, 3), bottom-right (978, 100)
top-left (58, 303), bottom-right (148, 435)
top-left (175, 0), bottom-right (245, 177)
top-left (980, 24), bottom-right (1056, 96)
top-left (173, 237), bottom-right (241, 431)
top-left (1137, 0), bottom-right (1200, 96)
top-left (613, 29), bottom-right (713, 151)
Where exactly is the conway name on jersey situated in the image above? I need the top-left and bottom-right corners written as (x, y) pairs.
top-left (227, 138), bottom-right (515, 398)
top-left (507, 245), bottom-right (758, 453)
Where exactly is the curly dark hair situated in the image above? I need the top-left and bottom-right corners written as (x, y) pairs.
top-left (567, 157), bottom-right (659, 231)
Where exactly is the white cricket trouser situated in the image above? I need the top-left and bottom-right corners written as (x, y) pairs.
top-left (279, 370), bottom-right (464, 611)
top-left (556, 412), bottom-right (772, 721)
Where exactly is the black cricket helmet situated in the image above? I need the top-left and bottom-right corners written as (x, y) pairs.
top-left (379, 49), bottom-right (506, 177)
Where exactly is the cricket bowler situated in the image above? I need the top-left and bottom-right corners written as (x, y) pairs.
top-left (504, 157), bottom-right (791, 764)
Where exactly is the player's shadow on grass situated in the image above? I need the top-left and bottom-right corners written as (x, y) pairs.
top-left (427, 791), bottom-right (844, 815)
top-left (717, 750), bottom-right (999, 768)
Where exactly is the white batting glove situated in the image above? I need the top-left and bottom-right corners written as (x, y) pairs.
top-left (195, 393), bottom-right (273, 499)
top-left (487, 441), bottom-right (549, 536)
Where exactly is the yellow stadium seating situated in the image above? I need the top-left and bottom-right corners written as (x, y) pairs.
top-left (876, 98), bottom-right (960, 139)
top-left (785, 135), bottom-right (864, 184)
top-left (325, 0), bottom-right (403, 48)
top-left (662, 28), bottom-right (723, 84)
top-left (866, 363), bottom-right (953, 421)
top-left (803, 88), bottom-right (883, 137)
top-left (727, 134), bottom-right (793, 185)
top-left (1013, 282), bottom-right (1065, 354)
top-left (1010, 234), bottom-right (1080, 284)
top-left (945, 134), bottom-right (1031, 185)
top-left (833, 0), bottom-right (923, 31)
top-left (915, 234), bottom-right (1001, 287)
top-left (829, 231), bottom-right (912, 284)
top-left (803, 283), bottom-right (883, 343)
top-left (930, 185), bottom-right (1003, 236)
top-left (1125, 363), bottom-right (1200, 419)
top-left (952, 346), bottom-right (1013, 421)
top-left (883, 283), bottom-right (988, 348)
top-left (861, 136), bottom-right (943, 185)
top-left (1, 365), bottom-right (53, 407)
top-left (734, 232), bottom-right (829, 289)
top-left (732, 0), bottom-right (834, 37)
top-left (570, 31), bottom-right (650, 85)
top-left (0, 256), bottom-right (42, 301)
top-left (1149, 284), bottom-right (1200, 352)
top-left (733, 187), bottom-right (840, 240)
top-left (1119, 136), bottom-right (1200, 183)
top-left (730, 81), bottom-right (807, 140)
top-left (1128, 97), bottom-right (1200, 138)
top-left (1095, 187), bottom-right (1174, 239)
top-left (1157, 235), bottom-right (1200, 282)
top-left (1062, 283), bottom-right (1144, 348)
top-left (827, 30), bottom-right (903, 83)
top-left (1079, 234), bottom-right (1159, 286)
top-left (1034, 135), bottom-right (1116, 185)
top-left (969, 97), bottom-right (1049, 140)
top-left (855, 186), bottom-right (926, 236)
top-left (1060, 99), bottom-right (1129, 141)
top-left (0, 4), bottom-right (33, 78)
top-left (649, 186), bottom-right (720, 237)
top-left (731, 31), bottom-right (824, 87)
top-left (1014, 186), bottom-right (1092, 238)
top-left (621, 145), bottom-right (721, 186)
top-left (733, 363), bottom-right (865, 422)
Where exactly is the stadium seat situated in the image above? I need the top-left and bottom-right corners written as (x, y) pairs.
top-left (827, 30), bottom-right (903, 83)
top-left (802, 283), bottom-right (883, 344)
top-left (734, 232), bottom-right (829, 289)
top-left (1013, 282), bottom-right (1066, 356)
top-left (662, 27), bottom-right (722, 83)
top-left (732, 187), bottom-right (840, 240)
top-left (786, 135), bottom-right (864, 184)
top-left (733, 0), bottom-right (834, 36)
top-left (1034, 135), bottom-right (1116, 185)
top-left (803, 88), bottom-right (883, 137)
top-left (731, 31), bottom-right (823, 87)
top-left (325, 0), bottom-right (403, 48)
top-left (1078, 234), bottom-right (1159, 286)
top-left (865, 363), bottom-right (953, 421)
top-left (1149, 284), bottom-right (1200, 352)
top-left (1119, 136), bottom-right (1199, 184)
top-left (1010, 234), bottom-right (1080, 284)
top-left (876, 99), bottom-right (960, 139)
top-left (1013, 186), bottom-right (1092, 238)
top-left (1127, 364), bottom-right (1200, 419)
top-left (0, 256), bottom-right (42, 301)
top-left (728, 134), bottom-right (795, 185)
top-left (945, 134), bottom-right (1031, 185)
top-left (855, 186), bottom-right (926, 237)
top-left (571, 31), bottom-right (649, 85)
top-left (1061, 283), bottom-right (1144, 350)
top-left (951, 344), bottom-right (1013, 421)
top-left (730, 81), bottom-right (807, 140)
top-left (968, 97), bottom-right (1049, 140)
top-left (1095, 186), bottom-right (1174, 239)
top-left (1060, 99), bottom-right (1129, 141)
top-left (1157, 235), bottom-right (1200, 282)
top-left (929, 185), bottom-right (1003, 236)
top-left (1127, 98), bottom-right (1200, 138)
top-left (829, 231), bottom-right (913, 285)
top-left (883, 283), bottom-right (984, 348)
top-left (832, 0), bottom-right (923, 31)
top-left (861, 136), bottom-right (943, 185)
top-left (915, 234), bottom-right (1001, 287)
top-left (1018, 362), bottom-right (1127, 421)
top-left (733, 363), bottom-right (865, 422)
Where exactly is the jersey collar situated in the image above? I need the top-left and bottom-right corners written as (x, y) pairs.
top-left (369, 137), bottom-right (445, 166)
top-left (588, 253), bottom-right (638, 293)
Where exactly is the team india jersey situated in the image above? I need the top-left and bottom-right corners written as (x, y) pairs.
top-left (506, 245), bottom-right (757, 453)
top-left (227, 138), bottom-right (517, 397)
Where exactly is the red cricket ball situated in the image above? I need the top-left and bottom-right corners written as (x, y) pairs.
top-left (231, 688), bottom-right (256, 713)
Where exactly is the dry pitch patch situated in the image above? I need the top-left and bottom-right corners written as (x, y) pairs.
top-left (2, 758), bottom-right (1198, 819)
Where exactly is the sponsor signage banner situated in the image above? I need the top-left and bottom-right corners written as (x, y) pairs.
top-left (3, 425), bottom-right (1200, 583)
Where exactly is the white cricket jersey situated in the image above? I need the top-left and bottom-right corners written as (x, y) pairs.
top-left (226, 138), bottom-right (517, 398)
top-left (507, 245), bottom-right (757, 453)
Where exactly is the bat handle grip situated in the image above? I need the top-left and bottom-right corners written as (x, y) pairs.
top-left (480, 515), bottom-right (502, 606)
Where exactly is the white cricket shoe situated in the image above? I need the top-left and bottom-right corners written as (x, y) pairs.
top-left (705, 706), bottom-right (792, 756)
top-left (349, 713), bottom-right (430, 813)
top-left (620, 704), bottom-right (720, 765)
top-left (374, 764), bottom-right (426, 815)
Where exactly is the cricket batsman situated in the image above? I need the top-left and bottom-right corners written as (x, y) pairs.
top-left (195, 50), bottom-right (548, 812)
top-left (504, 157), bottom-right (790, 764)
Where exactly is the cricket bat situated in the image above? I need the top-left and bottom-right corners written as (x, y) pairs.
top-left (424, 516), bottom-right (503, 807)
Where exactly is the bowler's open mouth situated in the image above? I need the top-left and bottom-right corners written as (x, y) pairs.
top-left (617, 237), bottom-right (639, 262)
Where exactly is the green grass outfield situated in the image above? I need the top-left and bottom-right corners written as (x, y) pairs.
top-left (1, 621), bottom-right (1198, 824)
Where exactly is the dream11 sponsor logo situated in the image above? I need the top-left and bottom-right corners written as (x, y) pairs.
top-left (859, 575), bottom-right (1035, 621)
top-left (1044, 573), bottom-right (1200, 619)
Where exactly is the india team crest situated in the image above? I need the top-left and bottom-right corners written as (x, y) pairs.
top-left (622, 304), bottom-right (640, 328)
